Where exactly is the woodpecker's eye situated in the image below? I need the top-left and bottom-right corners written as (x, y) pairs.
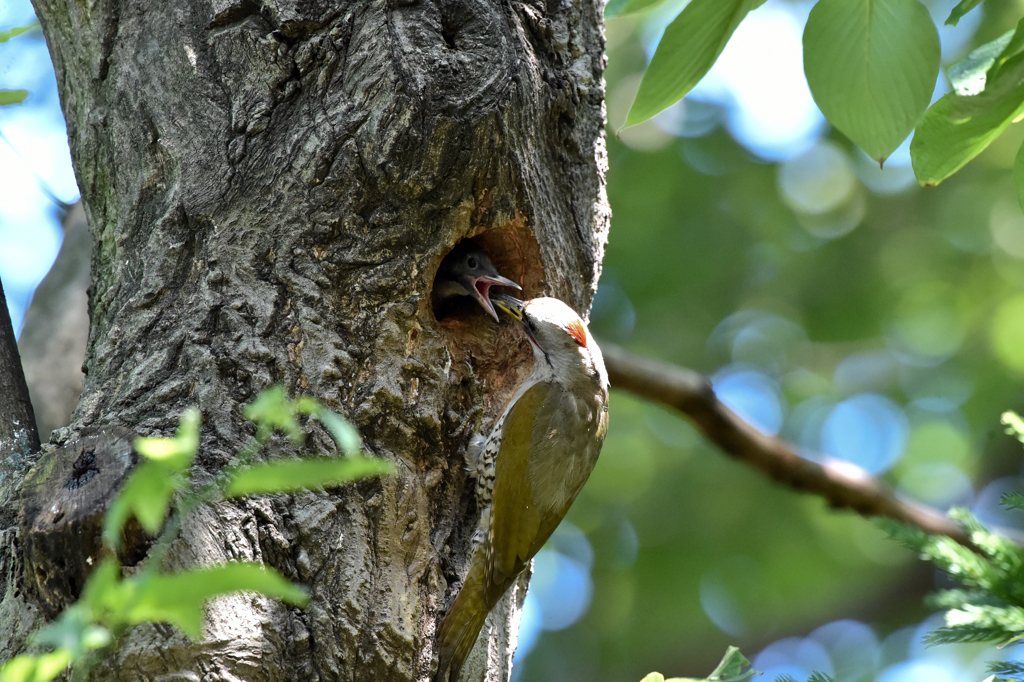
top-left (467, 257), bottom-right (478, 269)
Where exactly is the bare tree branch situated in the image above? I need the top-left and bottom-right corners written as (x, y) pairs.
top-left (599, 340), bottom-right (975, 549)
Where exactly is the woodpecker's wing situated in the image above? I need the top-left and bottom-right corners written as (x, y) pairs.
top-left (485, 381), bottom-right (580, 603)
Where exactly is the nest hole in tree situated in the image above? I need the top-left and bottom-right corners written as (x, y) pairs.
top-left (429, 224), bottom-right (545, 417)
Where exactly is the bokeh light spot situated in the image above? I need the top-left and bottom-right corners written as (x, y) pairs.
top-left (809, 620), bottom-right (880, 680)
top-left (833, 351), bottom-right (898, 396)
top-left (528, 550), bottom-right (594, 632)
top-left (990, 294), bottom-right (1024, 373)
top-left (897, 463), bottom-right (973, 507)
top-left (785, 395), bottom-right (833, 457)
top-left (699, 573), bottom-right (747, 637)
top-left (591, 275), bottom-right (637, 341)
top-left (902, 365), bottom-right (974, 412)
top-left (822, 394), bottom-right (908, 474)
top-left (712, 366), bottom-right (785, 436)
top-left (889, 300), bottom-right (965, 360)
top-left (686, 0), bottom-right (825, 160)
top-left (513, 592), bottom-right (542, 663)
top-left (854, 145), bottom-right (917, 195)
top-left (778, 141), bottom-right (857, 216)
top-left (990, 196), bottom-right (1024, 259)
top-left (754, 637), bottom-right (833, 682)
top-left (901, 420), bottom-right (971, 471)
top-left (972, 477), bottom-right (1024, 532)
top-left (878, 659), bottom-right (962, 682)
top-left (708, 309), bottom-right (807, 374)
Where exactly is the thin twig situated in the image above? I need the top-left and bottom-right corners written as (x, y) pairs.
top-left (599, 340), bottom-right (975, 549)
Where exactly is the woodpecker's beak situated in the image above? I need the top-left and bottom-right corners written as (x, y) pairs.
top-left (471, 276), bottom-right (521, 322)
top-left (493, 294), bottom-right (543, 349)
top-left (492, 294), bottom-right (525, 321)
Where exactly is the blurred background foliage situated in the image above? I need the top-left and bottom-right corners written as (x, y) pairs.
top-left (518, 0), bottom-right (1024, 680)
top-left (5, 0), bottom-right (1024, 680)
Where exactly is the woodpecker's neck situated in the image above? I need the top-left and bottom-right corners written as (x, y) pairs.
top-left (526, 338), bottom-right (608, 397)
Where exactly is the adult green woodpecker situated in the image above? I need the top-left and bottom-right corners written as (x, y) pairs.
top-left (433, 242), bottom-right (521, 321)
top-left (434, 294), bottom-right (609, 682)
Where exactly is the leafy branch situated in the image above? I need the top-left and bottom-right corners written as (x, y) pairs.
top-left (0, 21), bottom-right (40, 107)
top-left (611, 0), bottom-right (1024, 207)
top-left (0, 387), bottom-right (392, 682)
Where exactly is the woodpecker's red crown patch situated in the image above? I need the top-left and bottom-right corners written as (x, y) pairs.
top-left (567, 319), bottom-right (587, 347)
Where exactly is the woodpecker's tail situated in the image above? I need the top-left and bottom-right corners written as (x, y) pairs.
top-left (434, 558), bottom-right (491, 682)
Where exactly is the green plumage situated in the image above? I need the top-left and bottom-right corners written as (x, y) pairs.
top-left (435, 376), bottom-right (608, 681)
top-left (434, 296), bottom-right (609, 682)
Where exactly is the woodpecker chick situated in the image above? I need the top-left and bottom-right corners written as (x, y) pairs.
top-left (433, 242), bottom-right (521, 321)
top-left (434, 295), bottom-right (609, 682)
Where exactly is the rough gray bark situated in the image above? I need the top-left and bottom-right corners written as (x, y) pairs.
top-left (13, 0), bottom-right (609, 680)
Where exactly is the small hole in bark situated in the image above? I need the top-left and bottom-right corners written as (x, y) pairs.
top-left (441, 21), bottom-right (458, 49)
top-left (65, 446), bottom-right (99, 490)
top-left (558, 112), bottom-right (574, 137)
top-left (429, 221), bottom-right (542, 439)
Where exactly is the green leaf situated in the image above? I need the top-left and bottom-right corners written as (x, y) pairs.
top-left (123, 563), bottom-right (308, 638)
top-left (103, 461), bottom-right (187, 546)
top-left (945, 0), bottom-right (981, 26)
top-left (32, 602), bottom-right (111, 661)
top-left (316, 409), bottom-right (362, 454)
top-left (77, 559), bottom-right (122, 614)
top-left (0, 650), bottom-right (72, 682)
top-left (807, 673), bottom-right (837, 682)
top-left (987, 17), bottom-right (1024, 84)
top-left (243, 386), bottom-right (304, 444)
top-left (1003, 492), bottom-right (1024, 511)
top-left (133, 407), bottom-right (200, 471)
top-left (637, 646), bottom-right (756, 682)
top-left (605, 0), bottom-right (668, 18)
top-left (0, 90), bottom-right (29, 106)
top-left (625, 0), bottom-right (767, 127)
top-left (225, 455), bottom-right (394, 498)
top-left (947, 29), bottom-right (1013, 96)
top-left (1002, 411), bottom-right (1024, 443)
top-left (104, 407), bottom-right (202, 546)
top-left (0, 21), bottom-right (39, 43)
top-left (803, 0), bottom-right (940, 164)
top-left (989, 661), bottom-right (1024, 677)
top-left (707, 645), bottom-right (756, 681)
top-left (911, 53), bottom-right (1024, 186)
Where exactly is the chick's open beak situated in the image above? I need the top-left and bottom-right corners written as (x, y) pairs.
top-left (470, 276), bottom-right (521, 322)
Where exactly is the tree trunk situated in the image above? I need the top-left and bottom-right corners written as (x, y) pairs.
top-left (5, 0), bottom-right (609, 679)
